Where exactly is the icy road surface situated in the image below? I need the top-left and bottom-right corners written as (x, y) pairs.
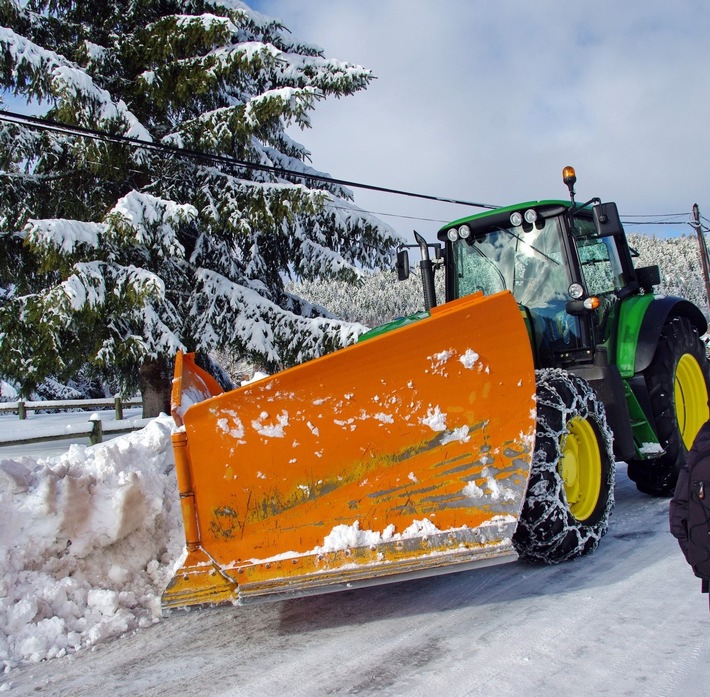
top-left (4, 462), bottom-right (709, 696)
top-left (0, 410), bottom-right (710, 697)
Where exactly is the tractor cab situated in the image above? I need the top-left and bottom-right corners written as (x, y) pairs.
top-left (441, 201), bottom-right (581, 367)
top-left (435, 171), bottom-right (655, 370)
top-left (393, 166), bottom-right (708, 491)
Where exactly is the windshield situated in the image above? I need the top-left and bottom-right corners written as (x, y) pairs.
top-left (453, 215), bottom-right (570, 309)
top-left (452, 215), bottom-right (580, 365)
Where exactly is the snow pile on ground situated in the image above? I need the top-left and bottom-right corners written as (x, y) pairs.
top-left (0, 416), bottom-right (184, 670)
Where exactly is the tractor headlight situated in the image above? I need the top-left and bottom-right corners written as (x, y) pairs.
top-left (458, 225), bottom-right (471, 239)
top-left (447, 228), bottom-right (459, 242)
top-left (510, 211), bottom-right (523, 227)
top-left (568, 283), bottom-right (584, 299)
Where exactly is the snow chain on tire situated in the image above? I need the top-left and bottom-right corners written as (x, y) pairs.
top-left (513, 369), bottom-right (616, 564)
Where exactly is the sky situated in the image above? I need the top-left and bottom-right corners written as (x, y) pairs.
top-left (2, 1), bottom-right (709, 242)
top-left (250, 0), bottom-right (710, 242)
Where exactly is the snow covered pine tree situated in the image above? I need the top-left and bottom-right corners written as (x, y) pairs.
top-left (670, 420), bottom-right (710, 609)
top-left (0, 0), bottom-right (399, 415)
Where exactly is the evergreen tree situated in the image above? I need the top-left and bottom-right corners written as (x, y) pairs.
top-left (0, 0), bottom-right (399, 414)
top-left (287, 269), bottom-right (446, 329)
top-left (629, 231), bottom-right (710, 317)
top-left (289, 232), bottom-right (710, 331)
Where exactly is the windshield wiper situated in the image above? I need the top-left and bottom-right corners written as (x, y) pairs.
top-left (500, 227), bottom-right (560, 265)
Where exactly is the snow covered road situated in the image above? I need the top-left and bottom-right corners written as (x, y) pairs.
top-left (4, 460), bottom-right (709, 696)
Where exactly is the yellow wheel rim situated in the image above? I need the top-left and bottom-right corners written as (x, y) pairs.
top-left (558, 417), bottom-right (602, 522)
top-left (675, 353), bottom-right (709, 450)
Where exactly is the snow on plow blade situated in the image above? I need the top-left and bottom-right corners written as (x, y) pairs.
top-left (163, 290), bottom-right (536, 610)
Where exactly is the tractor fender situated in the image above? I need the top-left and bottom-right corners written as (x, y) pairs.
top-left (633, 296), bottom-right (707, 374)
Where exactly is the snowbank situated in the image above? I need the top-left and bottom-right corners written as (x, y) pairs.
top-left (0, 416), bottom-right (183, 670)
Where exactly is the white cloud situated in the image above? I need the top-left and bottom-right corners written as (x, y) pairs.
top-left (255, 0), bottom-right (710, 240)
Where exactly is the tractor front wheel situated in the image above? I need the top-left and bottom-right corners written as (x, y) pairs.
top-left (513, 369), bottom-right (615, 563)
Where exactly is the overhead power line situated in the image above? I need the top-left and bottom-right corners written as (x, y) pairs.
top-left (0, 109), bottom-right (499, 211)
top-left (622, 213), bottom-right (687, 219)
top-left (0, 110), bottom-right (701, 229)
top-left (623, 220), bottom-right (691, 226)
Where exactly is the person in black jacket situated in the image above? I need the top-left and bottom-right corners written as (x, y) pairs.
top-left (669, 420), bottom-right (710, 604)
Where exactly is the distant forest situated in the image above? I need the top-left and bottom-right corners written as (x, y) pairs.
top-left (289, 233), bottom-right (710, 328)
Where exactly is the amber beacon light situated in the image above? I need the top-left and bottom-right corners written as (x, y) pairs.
top-left (563, 165), bottom-right (577, 203)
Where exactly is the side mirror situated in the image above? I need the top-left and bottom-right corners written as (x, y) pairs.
top-left (396, 248), bottom-right (410, 281)
top-left (592, 202), bottom-right (624, 238)
top-left (636, 265), bottom-right (660, 291)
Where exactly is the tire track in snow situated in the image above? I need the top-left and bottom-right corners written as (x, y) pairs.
top-left (5, 469), bottom-right (710, 696)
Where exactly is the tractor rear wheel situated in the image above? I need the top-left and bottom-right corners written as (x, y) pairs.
top-left (513, 369), bottom-right (615, 563)
top-left (627, 316), bottom-right (710, 496)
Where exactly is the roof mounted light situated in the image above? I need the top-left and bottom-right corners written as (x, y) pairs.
top-left (447, 228), bottom-right (459, 242)
top-left (458, 224), bottom-right (471, 239)
top-left (562, 166), bottom-right (576, 187)
top-left (523, 209), bottom-right (538, 224)
top-left (510, 211), bottom-right (523, 227)
top-left (563, 165), bottom-right (577, 204)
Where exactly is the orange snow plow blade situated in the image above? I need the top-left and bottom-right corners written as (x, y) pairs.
top-left (163, 290), bottom-right (536, 610)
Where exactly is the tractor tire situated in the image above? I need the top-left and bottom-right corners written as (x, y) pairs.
top-left (513, 369), bottom-right (615, 564)
top-left (627, 316), bottom-right (710, 496)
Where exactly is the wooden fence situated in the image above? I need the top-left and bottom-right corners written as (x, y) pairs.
top-left (0, 397), bottom-right (149, 447)
top-left (0, 396), bottom-right (142, 420)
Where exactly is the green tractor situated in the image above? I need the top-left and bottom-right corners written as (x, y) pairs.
top-left (393, 166), bottom-right (710, 563)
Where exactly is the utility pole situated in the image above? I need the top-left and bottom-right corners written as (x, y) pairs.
top-left (692, 203), bottom-right (710, 308)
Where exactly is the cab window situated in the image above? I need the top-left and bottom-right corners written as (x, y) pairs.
top-left (573, 218), bottom-right (628, 295)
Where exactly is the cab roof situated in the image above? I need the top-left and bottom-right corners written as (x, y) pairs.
top-left (437, 200), bottom-right (571, 241)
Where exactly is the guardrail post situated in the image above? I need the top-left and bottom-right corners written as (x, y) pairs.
top-left (114, 396), bottom-right (123, 421)
top-left (89, 414), bottom-right (103, 444)
top-left (18, 400), bottom-right (26, 420)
